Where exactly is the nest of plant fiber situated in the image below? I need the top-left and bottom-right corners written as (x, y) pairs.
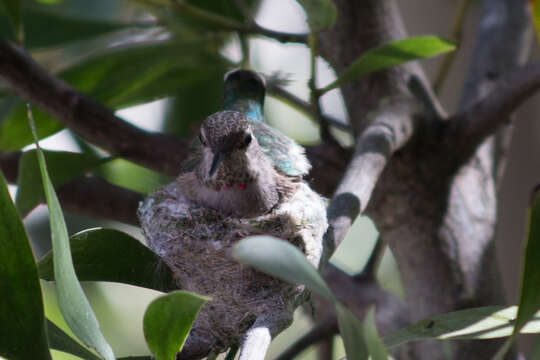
top-left (137, 182), bottom-right (327, 358)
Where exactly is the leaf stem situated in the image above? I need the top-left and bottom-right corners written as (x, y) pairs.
top-left (433, 0), bottom-right (473, 94)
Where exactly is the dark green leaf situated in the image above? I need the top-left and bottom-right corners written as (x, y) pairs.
top-left (0, 7), bottom-right (130, 49)
top-left (336, 303), bottom-right (368, 360)
top-left (296, 0), bottom-right (337, 32)
top-left (16, 149), bottom-right (108, 217)
top-left (0, 170), bottom-right (51, 360)
top-left (494, 187), bottom-right (540, 359)
top-left (143, 291), bottom-right (209, 360)
top-left (232, 235), bottom-right (336, 301)
top-left (163, 69), bottom-right (225, 137)
top-left (47, 319), bottom-right (101, 360)
top-left (0, 40), bottom-right (226, 149)
top-left (38, 228), bottom-right (178, 292)
top-left (383, 306), bottom-right (540, 349)
top-left (322, 36), bottom-right (455, 92)
top-left (28, 106), bottom-right (115, 360)
top-left (0, 0), bottom-right (23, 42)
top-left (363, 307), bottom-right (389, 360)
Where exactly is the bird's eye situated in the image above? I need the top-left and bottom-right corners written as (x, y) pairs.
top-left (199, 133), bottom-right (207, 146)
top-left (242, 134), bottom-right (252, 148)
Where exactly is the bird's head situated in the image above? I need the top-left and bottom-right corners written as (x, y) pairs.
top-left (224, 69), bottom-right (266, 109)
top-left (199, 110), bottom-right (254, 178)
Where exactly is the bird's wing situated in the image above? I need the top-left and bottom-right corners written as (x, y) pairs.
top-left (252, 121), bottom-right (311, 177)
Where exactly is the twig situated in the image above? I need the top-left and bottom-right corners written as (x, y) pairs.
top-left (273, 315), bottom-right (337, 360)
top-left (0, 40), bottom-right (188, 177)
top-left (136, 0), bottom-right (308, 43)
top-left (238, 323), bottom-right (272, 360)
top-left (265, 81), bottom-right (350, 131)
top-left (433, 0), bottom-right (473, 94)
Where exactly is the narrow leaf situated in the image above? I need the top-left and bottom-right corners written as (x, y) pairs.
top-left (27, 105), bottom-right (115, 360)
top-left (383, 306), bottom-right (540, 349)
top-left (232, 235), bottom-right (336, 302)
top-left (363, 307), bottom-right (389, 360)
top-left (336, 303), bottom-right (368, 360)
top-left (0, 170), bottom-right (51, 360)
top-left (38, 228), bottom-right (178, 292)
top-left (296, 0), bottom-right (337, 32)
top-left (0, 7), bottom-right (129, 49)
top-left (0, 0), bottom-right (23, 43)
top-left (47, 320), bottom-right (101, 360)
top-left (16, 149), bottom-right (108, 217)
top-left (143, 291), bottom-right (209, 360)
top-left (493, 186), bottom-right (540, 359)
top-left (322, 36), bottom-right (455, 92)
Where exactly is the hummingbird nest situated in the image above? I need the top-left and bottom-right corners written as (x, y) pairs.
top-left (138, 182), bottom-right (327, 358)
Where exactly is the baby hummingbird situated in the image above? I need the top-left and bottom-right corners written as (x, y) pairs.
top-left (177, 69), bottom-right (310, 218)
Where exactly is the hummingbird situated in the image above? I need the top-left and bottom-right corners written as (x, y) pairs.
top-left (176, 69), bottom-right (311, 218)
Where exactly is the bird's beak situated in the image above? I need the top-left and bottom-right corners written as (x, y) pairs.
top-left (209, 151), bottom-right (223, 177)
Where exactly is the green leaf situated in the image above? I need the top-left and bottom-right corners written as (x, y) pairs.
top-left (16, 149), bottom-right (108, 217)
top-left (0, 0), bottom-right (23, 43)
top-left (38, 228), bottom-right (178, 292)
top-left (530, 0), bottom-right (540, 47)
top-left (296, 0), bottom-right (337, 32)
top-left (232, 235), bottom-right (336, 301)
top-left (493, 187), bottom-right (540, 359)
top-left (336, 303), bottom-right (368, 360)
top-left (0, 170), bottom-right (51, 360)
top-left (47, 319), bottom-right (101, 360)
top-left (0, 40), bottom-right (226, 149)
top-left (28, 106), bottom-right (115, 360)
top-left (0, 7), bottom-right (130, 49)
top-left (98, 158), bottom-right (171, 194)
top-left (363, 307), bottom-right (389, 360)
top-left (322, 36), bottom-right (455, 92)
top-left (383, 306), bottom-right (540, 349)
top-left (233, 236), bottom-right (369, 360)
top-left (143, 291), bottom-right (209, 360)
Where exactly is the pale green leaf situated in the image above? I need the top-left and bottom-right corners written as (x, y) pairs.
top-left (336, 303), bottom-right (368, 360)
top-left (232, 235), bottom-right (335, 302)
top-left (384, 306), bottom-right (540, 349)
top-left (322, 36), bottom-right (455, 92)
top-left (28, 105), bottom-right (115, 360)
top-left (363, 307), bottom-right (389, 360)
top-left (296, 0), bottom-right (337, 32)
top-left (143, 291), bottom-right (209, 360)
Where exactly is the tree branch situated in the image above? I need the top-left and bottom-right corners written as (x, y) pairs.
top-left (0, 40), bottom-right (188, 177)
top-left (0, 151), bottom-right (21, 183)
top-left (57, 177), bottom-right (143, 225)
top-left (265, 80), bottom-right (351, 132)
top-left (0, 150), bottom-right (143, 225)
top-left (324, 100), bottom-right (415, 257)
top-left (443, 63), bottom-right (540, 171)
